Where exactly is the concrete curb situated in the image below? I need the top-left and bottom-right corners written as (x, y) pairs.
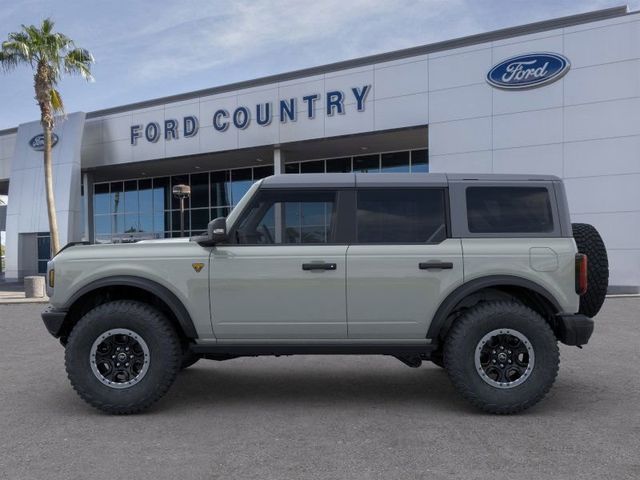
top-left (0, 297), bottom-right (50, 305)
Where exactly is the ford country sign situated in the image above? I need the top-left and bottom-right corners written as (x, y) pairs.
top-left (29, 133), bottom-right (59, 151)
top-left (487, 53), bottom-right (570, 90)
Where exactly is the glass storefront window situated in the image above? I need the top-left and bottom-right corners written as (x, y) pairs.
top-left (124, 180), bottom-right (138, 213)
top-left (153, 212), bottom-right (168, 233)
top-left (153, 177), bottom-right (170, 211)
top-left (139, 179), bottom-right (153, 213)
top-left (190, 172), bottom-right (209, 208)
top-left (92, 149), bottom-right (427, 243)
top-left (211, 207), bottom-right (230, 221)
top-left (94, 183), bottom-right (110, 214)
top-left (300, 160), bottom-right (324, 173)
top-left (171, 210), bottom-right (190, 233)
top-left (285, 163), bottom-right (300, 174)
top-left (381, 151), bottom-right (410, 172)
top-left (326, 157), bottom-right (351, 173)
top-left (353, 154), bottom-right (380, 173)
top-left (95, 215), bottom-right (111, 236)
top-left (411, 149), bottom-right (429, 172)
top-left (191, 208), bottom-right (209, 233)
top-left (230, 168), bottom-right (253, 205)
top-left (211, 171), bottom-right (231, 208)
top-left (253, 166), bottom-right (272, 179)
top-left (111, 182), bottom-right (123, 215)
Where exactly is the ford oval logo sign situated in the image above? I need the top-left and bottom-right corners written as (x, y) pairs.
top-left (29, 133), bottom-right (59, 151)
top-left (487, 53), bottom-right (570, 90)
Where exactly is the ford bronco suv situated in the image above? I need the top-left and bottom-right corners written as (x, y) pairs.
top-left (41, 173), bottom-right (609, 414)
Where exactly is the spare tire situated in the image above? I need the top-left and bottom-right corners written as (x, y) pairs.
top-left (572, 223), bottom-right (609, 317)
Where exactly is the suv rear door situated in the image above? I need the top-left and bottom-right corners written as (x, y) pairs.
top-left (209, 187), bottom-right (351, 339)
top-left (346, 181), bottom-right (463, 339)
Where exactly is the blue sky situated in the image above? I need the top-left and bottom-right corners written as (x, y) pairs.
top-left (0, 0), bottom-right (636, 130)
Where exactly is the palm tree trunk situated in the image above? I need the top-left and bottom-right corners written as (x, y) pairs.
top-left (43, 126), bottom-right (61, 255)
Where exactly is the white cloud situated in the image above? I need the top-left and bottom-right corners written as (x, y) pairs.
top-left (112, 0), bottom-right (473, 82)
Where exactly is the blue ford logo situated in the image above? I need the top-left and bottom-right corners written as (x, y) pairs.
top-left (487, 53), bottom-right (570, 90)
top-left (29, 133), bottom-right (59, 151)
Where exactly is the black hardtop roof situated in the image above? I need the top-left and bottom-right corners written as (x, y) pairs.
top-left (259, 173), bottom-right (561, 188)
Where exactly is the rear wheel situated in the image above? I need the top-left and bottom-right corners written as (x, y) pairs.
top-left (444, 301), bottom-right (559, 414)
top-left (65, 300), bottom-right (181, 414)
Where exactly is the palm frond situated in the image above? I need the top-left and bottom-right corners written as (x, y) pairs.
top-left (50, 88), bottom-right (64, 113)
top-left (41, 18), bottom-right (55, 35)
top-left (0, 49), bottom-right (23, 71)
top-left (64, 47), bottom-right (94, 81)
top-left (1, 38), bottom-right (31, 60)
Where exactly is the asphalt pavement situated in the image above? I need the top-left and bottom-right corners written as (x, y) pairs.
top-left (0, 299), bottom-right (638, 480)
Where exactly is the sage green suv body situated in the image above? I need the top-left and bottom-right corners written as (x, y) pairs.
top-left (42, 173), bottom-right (607, 414)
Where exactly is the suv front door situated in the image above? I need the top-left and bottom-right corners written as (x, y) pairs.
top-left (346, 187), bottom-right (464, 339)
top-left (209, 188), bottom-right (350, 339)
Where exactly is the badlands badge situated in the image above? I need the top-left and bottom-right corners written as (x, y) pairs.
top-left (192, 262), bottom-right (204, 273)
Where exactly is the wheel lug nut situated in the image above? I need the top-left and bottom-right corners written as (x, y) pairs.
top-left (116, 363), bottom-right (120, 366)
top-left (492, 350), bottom-right (496, 354)
top-left (508, 360), bottom-right (512, 363)
top-left (492, 359), bottom-right (496, 363)
top-left (500, 346), bottom-right (504, 350)
top-left (130, 355), bottom-right (134, 359)
top-left (500, 364), bottom-right (504, 368)
top-left (111, 355), bottom-right (115, 359)
top-left (126, 347), bottom-right (129, 351)
top-left (507, 350), bottom-right (511, 354)
top-left (125, 363), bottom-right (129, 367)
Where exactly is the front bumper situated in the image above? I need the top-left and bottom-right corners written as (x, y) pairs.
top-left (41, 306), bottom-right (68, 338)
top-left (555, 313), bottom-right (594, 346)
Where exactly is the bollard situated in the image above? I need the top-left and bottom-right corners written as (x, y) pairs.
top-left (24, 275), bottom-right (46, 298)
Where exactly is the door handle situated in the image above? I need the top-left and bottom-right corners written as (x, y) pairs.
top-left (419, 261), bottom-right (453, 270)
top-left (302, 262), bottom-right (337, 271)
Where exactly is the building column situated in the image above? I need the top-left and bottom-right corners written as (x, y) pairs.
top-left (272, 147), bottom-right (286, 242)
top-left (82, 172), bottom-right (93, 242)
top-left (273, 147), bottom-right (285, 175)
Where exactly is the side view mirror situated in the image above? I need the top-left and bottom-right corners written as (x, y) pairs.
top-left (193, 217), bottom-right (228, 246)
top-left (208, 217), bottom-right (228, 244)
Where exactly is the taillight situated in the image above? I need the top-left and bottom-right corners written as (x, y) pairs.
top-left (575, 254), bottom-right (588, 295)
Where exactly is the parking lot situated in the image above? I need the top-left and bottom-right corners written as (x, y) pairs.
top-left (0, 298), bottom-right (638, 480)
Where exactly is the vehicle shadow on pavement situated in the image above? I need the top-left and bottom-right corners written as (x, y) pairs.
top-left (160, 360), bottom-right (472, 414)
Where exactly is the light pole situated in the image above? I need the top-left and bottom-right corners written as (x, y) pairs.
top-left (172, 184), bottom-right (191, 237)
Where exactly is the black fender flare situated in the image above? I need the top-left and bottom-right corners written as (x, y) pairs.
top-left (64, 275), bottom-right (198, 338)
top-left (426, 275), bottom-right (562, 340)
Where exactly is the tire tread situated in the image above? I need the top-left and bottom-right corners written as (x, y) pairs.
top-left (65, 300), bottom-right (181, 414)
top-left (444, 301), bottom-right (559, 414)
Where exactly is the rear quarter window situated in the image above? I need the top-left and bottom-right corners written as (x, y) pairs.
top-left (466, 186), bottom-right (554, 234)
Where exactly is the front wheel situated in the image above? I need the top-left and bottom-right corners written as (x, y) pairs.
top-left (65, 300), bottom-right (182, 414)
top-left (444, 301), bottom-right (559, 414)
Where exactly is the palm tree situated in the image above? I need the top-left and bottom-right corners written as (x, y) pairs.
top-left (0, 18), bottom-right (93, 255)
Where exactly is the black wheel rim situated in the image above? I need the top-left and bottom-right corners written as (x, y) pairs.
top-left (474, 329), bottom-right (535, 389)
top-left (90, 329), bottom-right (150, 389)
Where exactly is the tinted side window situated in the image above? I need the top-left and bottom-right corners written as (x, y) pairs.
top-left (356, 188), bottom-right (447, 243)
top-left (466, 187), bottom-right (553, 233)
top-left (234, 190), bottom-right (337, 244)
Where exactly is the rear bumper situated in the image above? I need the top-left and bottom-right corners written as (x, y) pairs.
top-left (41, 306), bottom-right (68, 338)
top-left (555, 313), bottom-right (594, 346)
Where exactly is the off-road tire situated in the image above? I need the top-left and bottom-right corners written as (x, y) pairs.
top-left (444, 301), bottom-right (559, 414)
top-left (572, 222), bottom-right (609, 317)
top-left (65, 300), bottom-right (181, 414)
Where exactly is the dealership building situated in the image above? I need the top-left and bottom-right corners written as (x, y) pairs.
top-left (0, 5), bottom-right (639, 292)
